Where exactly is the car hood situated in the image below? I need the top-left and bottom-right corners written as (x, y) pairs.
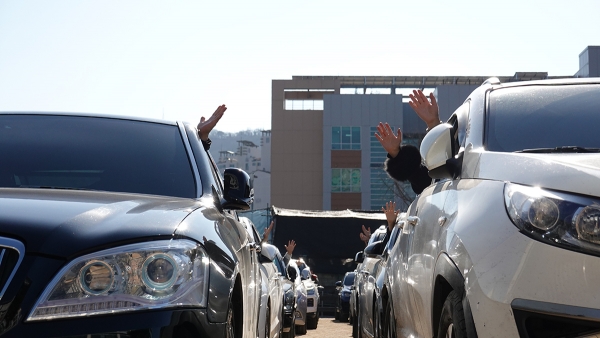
top-left (474, 152), bottom-right (600, 196)
top-left (0, 188), bottom-right (204, 258)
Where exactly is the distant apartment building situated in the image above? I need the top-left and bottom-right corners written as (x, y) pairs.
top-left (271, 46), bottom-right (598, 211)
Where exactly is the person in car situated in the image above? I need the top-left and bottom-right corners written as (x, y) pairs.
top-left (359, 201), bottom-right (399, 247)
top-left (262, 220), bottom-right (296, 265)
top-left (375, 90), bottom-right (442, 195)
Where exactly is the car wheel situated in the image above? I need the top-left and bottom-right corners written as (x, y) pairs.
top-left (226, 298), bottom-right (236, 338)
top-left (335, 310), bottom-right (340, 321)
top-left (383, 299), bottom-right (396, 338)
top-left (373, 299), bottom-right (380, 338)
top-left (296, 323), bottom-right (307, 335)
top-left (353, 307), bottom-right (360, 338)
top-left (307, 315), bottom-right (317, 330)
top-left (437, 290), bottom-right (467, 338)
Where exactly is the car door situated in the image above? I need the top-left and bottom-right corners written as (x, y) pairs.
top-left (403, 180), bottom-right (450, 337)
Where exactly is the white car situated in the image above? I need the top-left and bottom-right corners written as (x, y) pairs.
top-left (240, 217), bottom-right (285, 338)
top-left (383, 77), bottom-right (600, 338)
top-left (300, 267), bottom-right (320, 330)
top-left (287, 260), bottom-right (308, 335)
top-left (258, 243), bottom-right (286, 338)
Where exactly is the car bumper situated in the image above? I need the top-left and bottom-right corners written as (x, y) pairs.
top-left (2, 308), bottom-right (225, 338)
top-left (465, 230), bottom-right (600, 337)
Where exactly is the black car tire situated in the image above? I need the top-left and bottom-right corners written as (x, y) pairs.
top-left (282, 320), bottom-right (295, 338)
top-left (296, 323), bottom-right (307, 335)
top-left (307, 314), bottom-right (317, 330)
top-left (352, 306), bottom-right (359, 338)
top-left (335, 310), bottom-right (340, 321)
top-left (437, 290), bottom-right (467, 338)
top-left (225, 298), bottom-right (237, 338)
top-left (383, 299), bottom-right (396, 338)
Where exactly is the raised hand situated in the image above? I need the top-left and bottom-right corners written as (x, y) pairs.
top-left (198, 104), bottom-right (227, 141)
top-left (360, 225), bottom-right (372, 245)
top-left (408, 90), bottom-right (440, 130)
top-left (262, 221), bottom-right (274, 242)
top-left (285, 240), bottom-right (296, 256)
top-left (382, 201), bottom-right (399, 232)
top-left (375, 122), bottom-right (402, 158)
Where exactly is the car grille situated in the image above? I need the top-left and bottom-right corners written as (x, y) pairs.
top-left (0, 237), bottom-right (25, 302)
top-left (307, 299), bottom-right (314, 307)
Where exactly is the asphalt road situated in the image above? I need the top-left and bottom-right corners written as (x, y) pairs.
top-left (301, 316), bottom-right (352, 338)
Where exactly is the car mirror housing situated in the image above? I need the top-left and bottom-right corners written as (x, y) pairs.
top-left (420, 123), bottom-right (461, 179)
top-left (354, 251), bottom-right (364, 264)
top-left (222, 168), bottom-right (254, 210)
top-left (260, 243), bottom-right (278, 262)
top-left (364, 240), bottom-right (384, 257)
top-left (287, 265), bottom-right (297, 282)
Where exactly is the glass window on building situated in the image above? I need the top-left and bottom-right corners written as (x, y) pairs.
top-left (332, 168), bottom-right (361, 192)
top-left (332, 126), bottom-right (360, 150)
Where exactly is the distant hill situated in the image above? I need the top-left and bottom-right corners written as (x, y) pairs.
top-left (208, 129), bottom-right (263, 154)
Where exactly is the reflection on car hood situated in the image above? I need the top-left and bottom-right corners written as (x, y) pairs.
top-left (475, 152), bottom-right (600, 196)
top-left (0, 188), bottom-right (204, 258)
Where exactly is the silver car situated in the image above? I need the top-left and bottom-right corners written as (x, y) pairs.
top-left (383, 77), bottom-right (600, 338)
top-left (287, 260), bottom-right (308, 335)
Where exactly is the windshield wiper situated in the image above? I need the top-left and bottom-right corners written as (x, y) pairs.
top-left (21, 185), bottom-right (92, 191)
top-left (515, 146), bottom-right (600, 154)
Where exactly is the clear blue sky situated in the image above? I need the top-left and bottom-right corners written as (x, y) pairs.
top-left (0, 1), bottom-right (598, 133)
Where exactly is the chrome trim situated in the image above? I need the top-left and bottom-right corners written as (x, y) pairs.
top-left (177, 121), bottom-right (202, 198)
top-left (0, 237), bottom-right (25, 301)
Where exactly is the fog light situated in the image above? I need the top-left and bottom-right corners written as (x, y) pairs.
top-left (575, 205), bottom-right (600, 244)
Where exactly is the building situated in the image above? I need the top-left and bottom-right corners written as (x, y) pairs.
top-left (271, 46), bottom-right (599, 211)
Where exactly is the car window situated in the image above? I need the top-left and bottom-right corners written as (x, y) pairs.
top-left (486, 84), bottom-right (600, 152)
top-left (274, 255), bottom-right (286, 275)
top-left (0, 115), bottom-right (196, 198)
top-left (455, 101), bottom-right (470, 150)
top-left (385, 226), bottom-right (400, 251)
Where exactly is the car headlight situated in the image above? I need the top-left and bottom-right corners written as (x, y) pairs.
top-left (306, 287), bottom-right (315, 295)
top-left (27, 240), bottom-right (209, 321)
top-left (341, 291), bottom-right (351, 297)
top-left (505, 183), bottom-right (600, 255)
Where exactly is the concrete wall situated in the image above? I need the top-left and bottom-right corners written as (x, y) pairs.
top-left (271, 78), bottom-right (339, 210)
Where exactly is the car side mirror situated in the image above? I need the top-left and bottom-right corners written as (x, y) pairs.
top-left (364, 240), bottom-right (384, 257)
top-left (420, 123), bottom-right (462, 179)
top-left (222, 168), bottom-right (254, 210)
top-left (335, 281), bottom-right (342, 288)
top-left (260, 243), bottom-right (278, 261)
top-left (354, 251), bottom-right (364, 264)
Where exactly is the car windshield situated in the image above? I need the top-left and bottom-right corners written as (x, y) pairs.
top-left (343, 273), bottom-right (355, 286)
top-left (486, 84), bottom-right (600, 153)
top-left (0, 114), bottom-right (196, 198)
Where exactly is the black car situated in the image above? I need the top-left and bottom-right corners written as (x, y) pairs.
top-left (0, 112), bottom-right (262, 338)
top-left (335, 271), bottom-right (355, 321)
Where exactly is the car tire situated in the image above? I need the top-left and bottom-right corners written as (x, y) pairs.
top-left (296, 323), bottom-right (307, 335)
top-left (437, 290), bottom-right (467, 338)
top-left (282, 321), bottom-right (295, 338)
top-left (307, 314), bottom-right (317, 330)
top-left (373, 299), bottom-right (380, 338)
top-left (383, 299), bottom-right (396, 338)
top-left (225, 297), bottom-right (240, 338)
top-left (335, 310), bottom-right (340, 321)
top-left (353, 307), bottom-right (360, 338)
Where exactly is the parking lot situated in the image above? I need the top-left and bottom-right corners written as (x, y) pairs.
top-left (303, 317), bottom-right (351, 338)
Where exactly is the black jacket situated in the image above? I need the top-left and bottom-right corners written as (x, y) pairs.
top-left (384, 144), bottom-right (431, 195)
